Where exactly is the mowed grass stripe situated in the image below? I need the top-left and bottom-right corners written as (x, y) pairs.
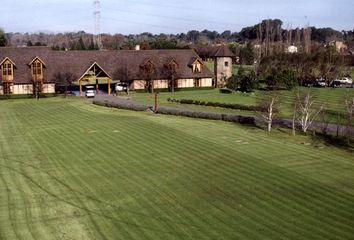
top-left (27, 105), bottom-right (199, 239)
top-left (2, 103), bottom-right (352, 240)
top-left (0, 108), bottom-right (53, 239)
top-left (65, 105), bottom-right (352, 238)
top-left (22, 102), bottom-right (280, 239)
top-left (0, 98), bottom-right (353, 239)
top-left (46, 113), bottom-right (223, 239)
top-left (53, 104), bottom-right (354, 239)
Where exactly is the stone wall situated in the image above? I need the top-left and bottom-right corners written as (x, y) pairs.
top-left (214, 57), bottom-right (232, 87)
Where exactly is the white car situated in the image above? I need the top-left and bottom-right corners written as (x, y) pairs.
top-left (336, 77), bottom-right (353, 84)
top-left (115, 83), bottom-right (128, 92)
top-left (316, 80), bottom-right (326, 87)
top-left (85, 86), bottom-right (95, 98)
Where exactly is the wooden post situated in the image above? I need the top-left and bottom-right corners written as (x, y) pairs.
top-left (154, 92), bottom-right (158, 113)
top-left (79, 80), bottom-right (82, 97)
top-left (96, 79), bottom-right (99, 94)
top-left (108, 79), bottom-right (111, 95)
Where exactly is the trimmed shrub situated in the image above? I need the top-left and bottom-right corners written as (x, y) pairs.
top-left (0, 93), bottom-right (57, 100)
top-left (156, 106), bottom-right (255, 124)
top-left (93, 98), bottom-right (256, 125)
top-left (93, 99), bottom-right (151, 111)
top-left (167, 98), bottom-right (271, 112)
top-left (219, 88), bottom-right (233, 94)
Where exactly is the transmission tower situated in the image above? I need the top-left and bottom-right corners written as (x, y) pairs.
top-left (93, 0), bottom-right (103, 49)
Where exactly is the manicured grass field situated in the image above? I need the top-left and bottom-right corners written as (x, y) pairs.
top-left (132, 87), bottom-right (354, 123)
top-left (0, 98), bottom-right (353, 239)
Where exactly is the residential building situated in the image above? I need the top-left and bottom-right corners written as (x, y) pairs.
top-left (0, 47), bottom-right (214, 95)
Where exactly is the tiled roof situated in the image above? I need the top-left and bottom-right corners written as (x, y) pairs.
top-left (0, 47), bottom-right (213, 84)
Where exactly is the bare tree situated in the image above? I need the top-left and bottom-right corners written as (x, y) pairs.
top-left (54, 71), bottom-right (76, 97)
top-left (303, 25), bottom-right (312, 54)
top-left (296, 90), bottom-right (323, 133)
top-left (257, 91), bottom-right (279, 132)
top-left (295, 28), bottom-right (301, 50)
top-left (256, 21), bottom-right (263, 73)
top-left (291, 101), bottom-right (297, 136)
top-left (167, 61), bottom-right (179, 92)
top-left (265, 20), bottom-right (270, 56)
top-left (142, 60), bottom-right (156, 93)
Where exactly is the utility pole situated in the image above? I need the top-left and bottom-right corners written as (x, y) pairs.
top-left (93, 0), bottom-right (103, 50)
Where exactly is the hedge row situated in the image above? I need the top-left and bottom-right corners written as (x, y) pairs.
top-left (157, 106), bottom-right (255, 124)
top-left (167, 98), bottom-right (270, 112)
top-left (0, 93), bottom-right (57, 100)
top-left (93, 98), bottom-right (255, 125)
top-left (133, 87), bottom-right (214, 93)
top-left (93, 99), bottom-right (151, 111)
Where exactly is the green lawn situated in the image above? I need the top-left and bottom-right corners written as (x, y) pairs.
top-left (132, 87), bottom-right (354, 123)
top-left (0, 98), bottom-right (353, 239)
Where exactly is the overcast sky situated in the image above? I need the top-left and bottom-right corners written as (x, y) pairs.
top-left (1, 0), bottom-right (353, 34)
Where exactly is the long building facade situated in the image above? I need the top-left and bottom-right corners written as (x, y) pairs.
top-left (0, 47), bottom-right (214, 95)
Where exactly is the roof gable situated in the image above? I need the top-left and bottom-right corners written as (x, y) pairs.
top-left (28, 56), bottom-right (46, 67)
top-left (188, 57), bottom-right (203, 67)
top-left (0, 57), bottom-right (16, 66)
top-left (214, 45), bottom-right (234, 57)
top-left (78, 62), bottom-right (112, 81)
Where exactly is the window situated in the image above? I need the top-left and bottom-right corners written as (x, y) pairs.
top-left (193, 62), bottom-right (202, 73)
top-left (3, 82), bottom-right (12, 94)
top-left (194, 78), bottom-right (201, 87)
top-left (32, 62), bottom-right (42, 75)
top-left (225, 61), bottom-right (229, 67)
top-left (2, 63), bottom-right (12, 76)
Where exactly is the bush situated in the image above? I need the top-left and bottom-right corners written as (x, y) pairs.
top-left (93, 99), bottom-right (151, 111)
top-left (263, 67), bottom-right (298, 90)
top-left (219, 88), bottom-right (233, 94)
top-left (226, 66), bottom-right (259, 92)
top-left (0, 93), bottom-right (56, 100)
top-left (94, 98), bottom-right (256, 126)
top-left (157, 106), bottom-right (255, 125)
top-left (167, 98), bottom-right (268, 112)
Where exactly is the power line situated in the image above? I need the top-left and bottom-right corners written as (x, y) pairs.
top-left (125, 0), bottom-right (250, 16)
top-left (101, 7), bottom-right (243, 27)
top-left (102, 16), bottom-right (187, 31)
top-left (93, 0), bottom-right (103, 49)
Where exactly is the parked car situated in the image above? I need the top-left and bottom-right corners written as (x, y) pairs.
top-left (330, 80), bottom-right (343, 88)
top-left (335, 77), bottom-right (353, 84)
top-left (115, 83), bottom-right (128, 92)
top-left (315, 78), bottom-right (326, 87)
top-left (85, 86), bottom-right (95, 98)
top-left (302, 79), bottom-right (315, 87)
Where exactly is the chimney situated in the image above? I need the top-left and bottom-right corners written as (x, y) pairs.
top-left (135, 45), bottom-right (140, 51)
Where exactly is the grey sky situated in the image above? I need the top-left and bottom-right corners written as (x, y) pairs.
top-left (1, 0), bottom-right (353, 34)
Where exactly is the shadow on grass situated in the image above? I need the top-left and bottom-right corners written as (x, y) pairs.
top-left (310, 133), bottom-right (354, 153)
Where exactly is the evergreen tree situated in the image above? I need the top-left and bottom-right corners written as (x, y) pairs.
top-left (78, 37), bottom-right (86, 50)
top-left (0, 28), bottom-right (7, 47)
top-left (27, 40), bottom-right (33, 46)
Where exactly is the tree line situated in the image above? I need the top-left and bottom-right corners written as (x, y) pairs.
top-left (1, 19), bottom-right (353, 50)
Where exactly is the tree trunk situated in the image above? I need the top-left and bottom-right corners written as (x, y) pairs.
top-left (171, 75), bottom-right (175, 93)
top-left (292, 104), bottom-right (296, 136)
top-left (150, 79), bottom-right (154, 94)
